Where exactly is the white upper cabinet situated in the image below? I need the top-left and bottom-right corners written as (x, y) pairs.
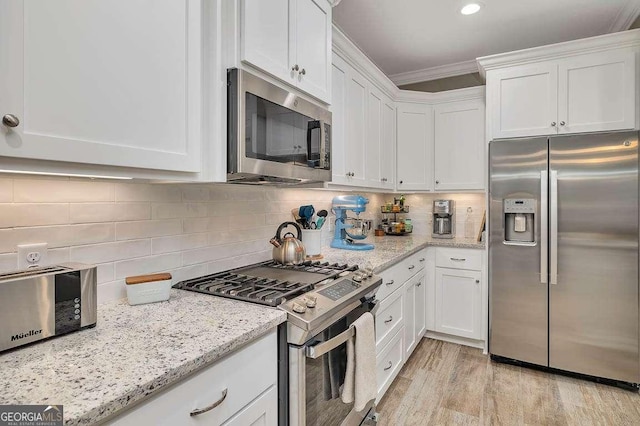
top-left (344, 68), bottom-right (368, 185)
top-left (380, 97), bottom-right (396, 189)
top-left (0, 0), bottom-right (203, 173)
top-left (241, 0), bottom-right (291, 82)
top-left (396, 102), bottom-right (433, 191)
top-left (488, 63), bottom-right (558, 139)
top-left (558, 51), bottom-right (636, 134)
top-left (434, 99), bottom-right (486, 190)
top-left (365, 87), bottom-right (383, 187)
top-left (330, 54), bottom-right (348, 185)
top-left (480, 30), bottom-right (640, 140)
top-left (241, 0), bottom-right (331, 103)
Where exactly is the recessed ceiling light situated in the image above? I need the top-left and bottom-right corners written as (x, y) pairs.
top-left (461, 3), bottom-right (482, 15)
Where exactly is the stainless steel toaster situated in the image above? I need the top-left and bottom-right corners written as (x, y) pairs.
top-left (0, 263), bottom-right (97, 352)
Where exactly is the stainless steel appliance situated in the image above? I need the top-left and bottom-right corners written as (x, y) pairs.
top-left (489, 131), bottom-right (640, 387)
top-left (174, 260), bottom-right (382, 425)
top-left (432, 200), bottom-right (455, 239)
top-left (0, 263), bottom-right (97, 353)
top-left (227, 68), bottom-right (332, 185)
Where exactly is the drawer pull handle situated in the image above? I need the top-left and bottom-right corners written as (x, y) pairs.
top-left (408, 265), bottom-right (415, 270)
top-left (190, 389), bottom-right (228, 417)
top-left (384, 361), bottom-right (393, 371)
top-left (384, 316), bottom-right (393, 324)
top-left (385, 280), bottom-right (395, 286)
top-left (419, 258), bottom-right (425, 262)
top-left (450, 257), bottom-right (466, 262)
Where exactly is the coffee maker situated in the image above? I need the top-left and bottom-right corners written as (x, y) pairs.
top-left (432, 200), bottom-right (455, 239)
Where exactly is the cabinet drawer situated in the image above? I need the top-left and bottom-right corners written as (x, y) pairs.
top-left (110, 331), bottom-right (277, 426)
top-left (375, 286), bottom-right (403, 352)
top-left (436, 248), bottom-right (482, 271)
top-left (376, 252), bottom-right (427, 301)
top-left (376, 327), bottom-right (404, 402)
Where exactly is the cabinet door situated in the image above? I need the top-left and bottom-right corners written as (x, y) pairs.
top-left (380, 98), bottom-right (396, 189)
top-left (558, 51), bottom-right (636, 134)
top-left (330, 54), bottom-right (348, 185)
top-left (0, 0), bottom-right (202, 172)
top-left (435, 268), bottom-right (482, 340)
top-left (344, 69), bottom-right (368, 185)
top-left (415, 273), bottom-right (427, 339)
top-left (223, 386), bottom-right (278, 426)
top-left (293, 0), bottom-right (331, 102)
top-left (403, 279), bottom-right (416, 360)
top-left (434, 100), bottom-right (486, 190)
top-left (241, 0), bottom-right (292, 85)
top-left (489, 63), bottom-right (558, 139)
top-left (365, 87), bottom-right (383, 187)
top-left (396, 102), bottom-right (433, 191)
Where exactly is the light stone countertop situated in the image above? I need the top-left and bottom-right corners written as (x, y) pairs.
top-left (320, 233), bottom-right (485, 273)
top-left (0, 290), bottom-right (287, 425)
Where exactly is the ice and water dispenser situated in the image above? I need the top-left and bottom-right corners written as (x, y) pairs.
top-left (503, 199), bottom-right (535, 244)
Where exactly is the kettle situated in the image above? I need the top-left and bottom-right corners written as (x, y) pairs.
top-left (270, 222), bottom-right (306, 265)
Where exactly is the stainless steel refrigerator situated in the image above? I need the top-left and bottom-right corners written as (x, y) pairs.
top-left (489, 131), bottom-right (640, 386)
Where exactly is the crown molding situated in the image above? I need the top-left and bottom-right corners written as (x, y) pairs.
top-left (608, 0), bottom-right (640, 33)
top-left (477, 28), bottom-right (640, 79)
top-left (396, 85), bottom-right (485, 104)
top-left (389, 60), bottom-right (480, 86)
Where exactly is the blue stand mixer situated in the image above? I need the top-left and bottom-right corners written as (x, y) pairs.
top-left (331, 195), bottom-right (374, 251)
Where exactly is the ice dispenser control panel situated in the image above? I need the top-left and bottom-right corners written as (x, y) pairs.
top-left (504, 199), bottom-right (535, 244)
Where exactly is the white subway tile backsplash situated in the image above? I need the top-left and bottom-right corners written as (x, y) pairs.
top-left (14, 179), bottom-right (114, 203)
top-left (0, 179), bottom-right (12, 202)
top-left (0, 176), bottom-right (485, 304)
top-left (13, 223), bottom-right (114, 249)
top-left (0, 253), bottom-right (17, 271)
top-left (70, 240), bottom-right (151, 264)
top-left (115, 253), bottom-right (182, 279)
top-left (116, 219), bottom-right (182, 240)
top-left (0, 203), bottom-right (69, 228)
top-left (115, 183), bottom-right (181, 202)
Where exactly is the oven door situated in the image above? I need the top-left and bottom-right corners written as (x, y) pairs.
top-left (227, 68), bottom-right (331, 183)
top-left (289, 298), bottom-right (376, 426)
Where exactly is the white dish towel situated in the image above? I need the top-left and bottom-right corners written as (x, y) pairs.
top-left (341, 311), bottom-right (376, 411)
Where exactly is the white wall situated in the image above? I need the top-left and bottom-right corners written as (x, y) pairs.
top-left (0, 175), bottom-right (484, 303)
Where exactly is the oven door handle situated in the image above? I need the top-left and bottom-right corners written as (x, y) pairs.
top-left (305, 327), bottom-right (355, 359)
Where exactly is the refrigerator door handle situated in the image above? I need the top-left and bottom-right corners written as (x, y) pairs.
top-left (540, 170), bottom-right (548, 284)
top-left (550, 170), bottom-right (558, 285)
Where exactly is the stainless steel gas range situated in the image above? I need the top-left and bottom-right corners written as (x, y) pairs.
top-left (174, 260), bottom-right (382, 426)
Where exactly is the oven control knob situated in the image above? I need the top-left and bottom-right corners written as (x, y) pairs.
top-left (292, 302), bottom-right (307, 314)
top-left (352, 274), bottom-right (363, 283)
top-left (305, 296), bottom-right (317, 308)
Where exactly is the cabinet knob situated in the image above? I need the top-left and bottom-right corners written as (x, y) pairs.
top-left (300, 68), bottom-right (306, 75)
top-left (436, 180), bottom-right (440, 184)
top-left (2, 114), bottom-right (19, 128)
top-left (559, 121), bottom-right (565, 126)
top-left (292, 64), bottom-right (299, 72)
top-left (399, 180), bottom-right (403, 184)
top-left (551, 122), bottom-right (556, 127)
top-left (475, 279), bottom-right (480, 284)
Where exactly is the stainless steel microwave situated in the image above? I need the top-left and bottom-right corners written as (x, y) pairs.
top-left (227, 68), bottom-right (332, 185)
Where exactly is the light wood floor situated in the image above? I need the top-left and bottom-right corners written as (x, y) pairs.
top-left (376, 338), bottom-right (640, 425)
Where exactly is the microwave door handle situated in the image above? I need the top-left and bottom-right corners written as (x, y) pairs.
top-left (305, 327), bottom-right (354, 359)
top-left (307, 120), bottom-right (322, 168)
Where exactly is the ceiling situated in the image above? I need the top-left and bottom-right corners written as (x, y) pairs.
top-left (333, 0), bottom-right (640, 84)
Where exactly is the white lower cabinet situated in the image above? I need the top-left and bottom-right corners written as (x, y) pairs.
top-left (434, 267), bottom-right (482, 340)
top-left (108, 331), bottom-right (277, 426)
top-left (374, 250), bottom-right (426, 401)
top-left (375, 327), bottom-right (404, 403)
top-left (403, 272), bottom-right (427, 361)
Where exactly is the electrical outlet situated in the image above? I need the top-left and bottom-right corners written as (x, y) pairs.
top-left (18, 243), bottom-right (48, 269)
